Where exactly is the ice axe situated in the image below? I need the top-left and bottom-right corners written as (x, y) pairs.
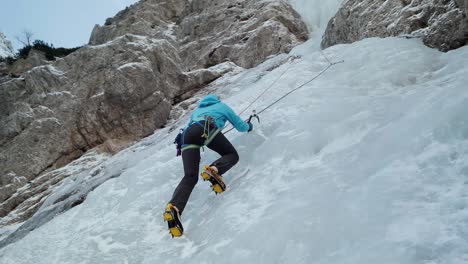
top-left (248, 110), bottom-right (260, 124)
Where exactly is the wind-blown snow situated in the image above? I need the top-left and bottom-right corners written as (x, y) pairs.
top-left (1, 35), bottom-right (467, 263)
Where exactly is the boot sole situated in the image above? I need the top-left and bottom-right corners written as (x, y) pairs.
top-left (163, 207), bottom-right (183, 237)
top-left (168, 222), bottom-right (182, 237)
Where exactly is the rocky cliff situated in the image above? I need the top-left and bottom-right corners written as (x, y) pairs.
top-left (322, 0), bottom-right (467, 52)
top-left (89, 0), bottom-right (308, 69)
top-left (0, 0), bottom-right (308, 227)
top-left (3, 50), bottom-right (50, 78)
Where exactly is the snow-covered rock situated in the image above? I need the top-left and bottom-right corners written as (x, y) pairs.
top-left (0, 150), bottom-right (109, 247)
top-left (322, 0), bottom-right (467, 52)
top-left (0, 33), bottom-right (14, 59)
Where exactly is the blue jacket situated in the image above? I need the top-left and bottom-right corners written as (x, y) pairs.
top-left (187, 94), bottom-right (250, 132)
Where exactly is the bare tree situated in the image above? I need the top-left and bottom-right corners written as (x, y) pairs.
top-left (15, 29), bottom-right (34, 46)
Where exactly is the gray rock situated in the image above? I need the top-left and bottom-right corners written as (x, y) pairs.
top-left (177, 0), bottom-right (307, 69)
top-left (0, 35), bottom-right (181, 205)
top-left (322, 0), bottom-right (467, 52)
top-left (0, 62), bottom-right (8, 77)
top-left (90, 0), bottom-right (308, 69)
top-left (8, 50), bottom-right (49, 76)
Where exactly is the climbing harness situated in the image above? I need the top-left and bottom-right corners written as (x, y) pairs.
top-left (223, 51), bottom-right (344, 134)
top-left (175, 116), bottom-right (222, 154)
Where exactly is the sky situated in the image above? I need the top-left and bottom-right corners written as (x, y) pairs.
top-left (0, 0), bottom-right (139, 51)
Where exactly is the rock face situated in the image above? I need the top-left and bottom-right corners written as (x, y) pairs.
top-left (322, 0), bottom-right (467, 52)
top-left (0, 0), bottom-right (308, 226)
top-left (90, 0), bottom-right (308, 69)
top-left (8, 50), bottom-right (49, 77)
top-left (1, 49), bottom-right (50, 79)
top-left (0, 62), bottom-right (8, 77)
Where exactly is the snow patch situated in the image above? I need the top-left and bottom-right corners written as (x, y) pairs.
top-left (44, 64), bottom-right (66, 76)
top-left (117, 61), bottom-right (151, 71)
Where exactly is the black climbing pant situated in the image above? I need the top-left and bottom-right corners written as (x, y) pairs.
top-left (169, 123), bottom-right (239, 213)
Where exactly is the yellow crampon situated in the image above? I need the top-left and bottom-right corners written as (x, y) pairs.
top-left (163, 203), bottom-right (183, 237)
top-left (212, 184), bottom-right (224, 194)
top-left (201, 165), bottom-right (226, 194)
top-left (163, 204), bottom-right (174, 221)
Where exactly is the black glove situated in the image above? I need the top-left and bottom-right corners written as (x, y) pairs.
top-left (247, 122), bottom-right (253, 132)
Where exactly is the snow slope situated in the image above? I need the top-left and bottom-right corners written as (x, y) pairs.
top-left (2, 2), bottom-right (468, 264)
top-left (0, 32), bottom-right (14, 58)
top-left (1, 36), bottom-right (467, 264)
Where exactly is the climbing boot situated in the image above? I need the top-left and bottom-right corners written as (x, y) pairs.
top-left (201, 165), bottom-right (226, 194)
top-left (163, 203), bottom-right (183, 237)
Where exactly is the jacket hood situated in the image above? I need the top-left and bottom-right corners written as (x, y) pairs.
top-left (199, 94), bottom-right (220, 107)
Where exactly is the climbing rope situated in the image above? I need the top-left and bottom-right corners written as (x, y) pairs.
top-left (257, 60), bottom-right (343, 116)
top-left (237, 56), bottom-right (299, 116)
top-left (223, 51), bottom-right (344, 134)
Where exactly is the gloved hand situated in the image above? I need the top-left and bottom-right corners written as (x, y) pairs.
top-left (247, 122), bottom-right (253, 132)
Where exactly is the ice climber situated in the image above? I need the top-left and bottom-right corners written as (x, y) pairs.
top-left (164, 94), bottom-right (253, 237)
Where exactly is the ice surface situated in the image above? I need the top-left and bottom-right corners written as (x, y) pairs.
top-left (288, 0), bottom-right (344, 51)
top-left (1, 35), bottom-right (467, 264)
top-left (289, 0), bottom-right (344, 32)
top-left (1, 1), bottom-right (468, 263)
